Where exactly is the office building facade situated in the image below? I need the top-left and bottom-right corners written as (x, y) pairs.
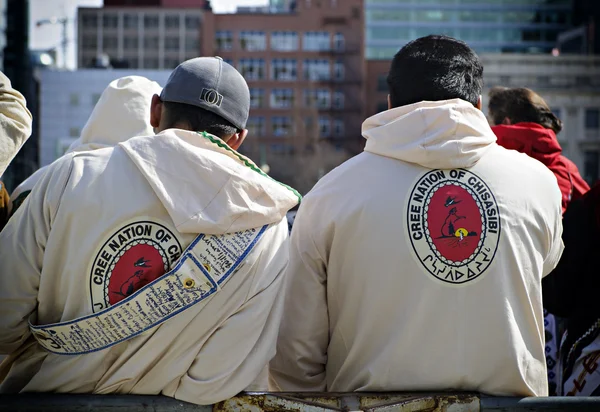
top-left (365, 0), bottom-right (574, 59)
top-left (201, 0), bottom-right (365, 157)
top-left (77, 6), bottom-right (203, 69)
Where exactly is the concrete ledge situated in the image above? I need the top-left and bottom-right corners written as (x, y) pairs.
top-left (0, 392), bottom-right (599, 411)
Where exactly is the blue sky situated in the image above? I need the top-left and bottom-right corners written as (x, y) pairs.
top-left (30, 0), bottom-right (269, 69)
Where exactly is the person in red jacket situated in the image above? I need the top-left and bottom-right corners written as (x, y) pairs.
top-left (488, 87), bottom-right (589, 214)
top-left (488, 87), bottom-right (590, 396)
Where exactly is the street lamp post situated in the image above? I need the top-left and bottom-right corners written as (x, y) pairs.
top-left (36, 17), bottom-right (69, 68)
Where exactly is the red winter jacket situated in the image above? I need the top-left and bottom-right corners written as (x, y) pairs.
top-left (492, 123), bottom-right (590, 213)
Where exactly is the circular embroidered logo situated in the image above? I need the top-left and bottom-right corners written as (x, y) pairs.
top-left (89, 220), bottom-right (183, 312)
top-left (406, 169), bottom-right (501, 284)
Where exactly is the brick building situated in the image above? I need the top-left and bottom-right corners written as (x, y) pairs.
top-left (201, 0), bottom-right (365, 162)
top-left (77, 0), bottom-right (207, 69)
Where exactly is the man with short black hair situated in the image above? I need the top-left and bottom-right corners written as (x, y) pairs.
top-left (0, 57), bottom-right (300, 404)
top-left (270, 35), bottom-right (563, 396)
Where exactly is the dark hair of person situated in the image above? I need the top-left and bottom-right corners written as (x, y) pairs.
top-left (161, 101), bottom-right (240, 139)
top-left (488, 87), bottom-right (562, 134)
top-left (387, 35), bottom-right (483, 108)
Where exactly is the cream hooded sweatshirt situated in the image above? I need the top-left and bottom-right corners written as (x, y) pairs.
top-left (0, 125), bottom-right (300, 403)
top-left (270, 99), bottom-right (563, 397)
top-left (10, 76), bottom-right (161, 206)
top-left (0, 71), bottom-right (32, 177)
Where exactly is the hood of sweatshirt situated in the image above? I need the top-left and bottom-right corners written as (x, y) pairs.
top-left (120, 130), bottom-right (301, 234)
top-left (362, 99), bottom-right (496, 169)
top-left (66, 76), bottom-right (161, 153)
top-left (491, 122), bottom-right (562, 168)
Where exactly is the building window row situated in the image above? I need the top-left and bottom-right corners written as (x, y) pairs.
top-left (249, 88), bottom-right (345, 110)
top-left (236, 59), bottom-right (345, 82)
top-left (80, 13), bottom-right (200, 31)
top-left (215, 30), bottom-right (345, 52)
top-left (247, 116), bottom-right (345, 138)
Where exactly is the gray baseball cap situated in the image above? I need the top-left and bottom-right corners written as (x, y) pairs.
top-left (160, 57), bottom-right (250, 130)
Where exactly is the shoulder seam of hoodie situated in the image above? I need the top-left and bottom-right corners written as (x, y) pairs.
top-left (199, 131), bottom-right (302, 203)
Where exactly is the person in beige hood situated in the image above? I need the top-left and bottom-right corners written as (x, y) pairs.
top-left (0, 70), bottom-right (32, 177)
top-left (270, 35), bottom-right (563, 396)
top-left (9, 75), bottom-right (162, 214)
top-left (0, 57), bottom-right (300, 404)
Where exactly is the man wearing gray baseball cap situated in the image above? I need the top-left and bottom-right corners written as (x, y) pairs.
top-left (0, 57), bottom-right (300, 405)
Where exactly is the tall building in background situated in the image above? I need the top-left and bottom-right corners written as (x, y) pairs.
top-left (77, 4), bottom-right (204, 69)
top-left (202, 0), bottom-right (364, 149)
top-left (365, 0), bottom-right (574, 59)
top-left (202, 0), bottom-right (364, 192)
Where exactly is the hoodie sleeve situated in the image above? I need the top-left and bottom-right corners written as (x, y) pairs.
top-left (0, 155), bottom-right (73, 354)
top-left (0, 71), bottom-right (32, 177)
top-left (269, 201), bottom-right (329, 392)
top-left (173, 220), bottom-right (291, 405)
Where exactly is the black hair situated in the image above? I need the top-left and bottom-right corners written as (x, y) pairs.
top-left (161, 101), bottom-right (239, 139)
top-left (387, 35), bottom-right (483, 108)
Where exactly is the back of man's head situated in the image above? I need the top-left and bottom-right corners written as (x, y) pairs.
top-left (387, 35), bottom-right (483, 109)
top-left (153, 57), bottom-right (250, 141)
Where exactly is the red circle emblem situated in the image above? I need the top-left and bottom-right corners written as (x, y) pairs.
top-left (426, 184), bottom-right (483, 263)
top-left (406, 169), bottom-right (501, 284)
top-left (108, 244), bottom-right (165, 305)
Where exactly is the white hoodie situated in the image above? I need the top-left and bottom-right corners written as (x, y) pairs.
top-left (0, 127), bottom-right (300, 404)
top-left (270, 99), bottom-right (563, 397)
top-left (10, 75), bottom-right (161, 207)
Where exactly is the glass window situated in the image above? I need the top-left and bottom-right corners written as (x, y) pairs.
top-left (272, 116), bottom-right (293, 137)
top-left (319, 116), bottom-right (331, 137)
top-left (144, 57), bottom-right (159, 69)
top-left (186, 36), bottom-right (199, 52)
top-left (250, 88), bottom-right (265, 108)
top-left (165, 58), bottom-right (180, 69)
top-left (585, 109), bottom-right (600, 129)
top-left (240, 31), bottom-right (266, 51)
top-left (271, 59), bottom-right (297, 81)
top-left (333, 90), bottom-right (344, 109)
top-left (333, 118), bottom-right (344, 137)
top-left (333, 32), bottom-right (345, 51)
top-left (165, 15), bottom-right (180, 29)
top-left (216, 30), bottom-right (233, 51)
top-left (144, 14), bottom-right (159, 29)
top-left (303, 32), bottom-right (330, 51)
top-left (123, 14), bottom-right (138, 29)
top-left (144, 36), bottom-right (159, 50)
top-left (82, 13), bottom-right (98, 28)
top-left (165, 36), bottom-right (179, 51)
top-left (366, 10), bottom-right (410, 21)
top-left (185, 15), bottom-right (200, 29)
top-left (414, 10), bottom-right (450, 22)
top-left (584, 150), bottom-right (599, 184)
top-left (334, 60), bottom-right (344, 81)
top-left (271, 89), bottom-right (294, 109)
top-left (367, 27), bottom-right (410, 41)
top-left (239, 58), bottom-right (265, 80)
top-left (304, 89), bottom-right (330, 109)
top-left (459, 11), bottom-right (498, 22)
top-left (271, 31), bottom-right (298, 51)
top-left (82, 35), bottom-right (97, 50)
top-left (124, 36), bottom-right (137, 50)
top-left (304, 59), bottom-right (330, 81)
top-left (103, 35), bottom-right (118, 49)
top-left (504, 11), bottom-right (536, 23)
top-left (69, 93), bottom-right (79, 106)
top-left (247, 116), bottom-right (265, 137)
top-left (103, 14), bottom-right (118, 28)
top-left (305, 117), bottom-right (314, 133)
